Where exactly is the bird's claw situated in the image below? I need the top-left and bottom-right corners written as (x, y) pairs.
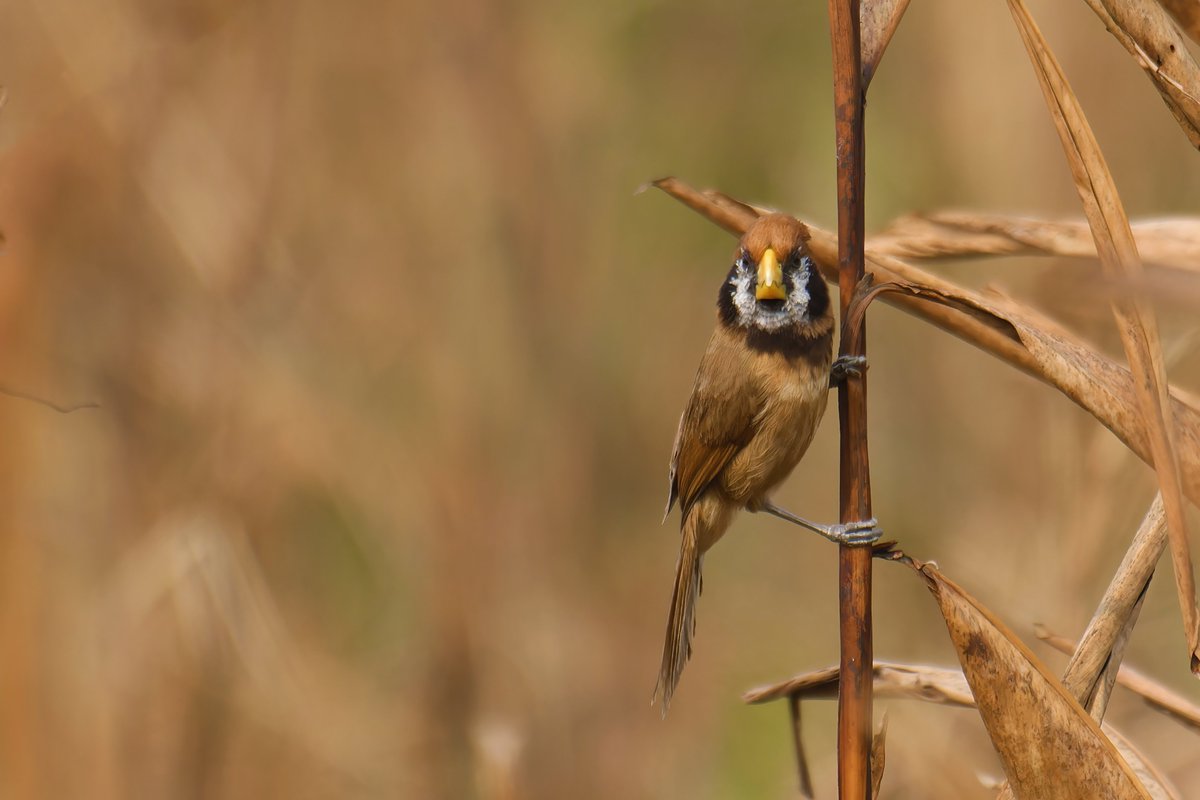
top-left (830, 355), bottom-right (868, 387)
top-left (823, 518), bottom-right (882, 546)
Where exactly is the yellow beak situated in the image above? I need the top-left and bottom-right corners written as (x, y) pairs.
top-left (755, 248), bottom-right (786, 300)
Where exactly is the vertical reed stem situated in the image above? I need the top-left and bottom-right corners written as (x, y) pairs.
top-left (827, 0), bottom-right (874, 796)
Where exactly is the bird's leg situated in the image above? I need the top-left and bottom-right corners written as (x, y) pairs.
top-left (761, 502), bottom-right (882, 546)
top-left (829, 355), bottom-right (867, 387)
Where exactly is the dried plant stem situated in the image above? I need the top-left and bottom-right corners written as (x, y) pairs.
top-left (1039, 628), bottom-right (1200, 733)
top-left (1058, 496), bottom-right (1166, 716)
top-left (828, 0), bottom-right (873, 796)
top-left (1009, 0), bottom-right (1200, 673)
top-left (788, 695), bottom-right (815, 798)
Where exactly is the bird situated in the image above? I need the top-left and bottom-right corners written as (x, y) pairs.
top-left (653, 212), bottom-right (879, 714)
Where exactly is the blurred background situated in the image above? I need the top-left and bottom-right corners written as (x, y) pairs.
top-left (1, 0), bottom-right (1199, 797)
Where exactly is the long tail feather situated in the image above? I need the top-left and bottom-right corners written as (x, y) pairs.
top-left (653, 514), bottom-right (703, 716)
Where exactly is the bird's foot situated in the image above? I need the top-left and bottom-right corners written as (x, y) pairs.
top-left (762, 503), bottom-right (882, 547)
top-left (822, 518), bottom-right (882, 546)
top-left (829, 355), bottom-right (867, 387)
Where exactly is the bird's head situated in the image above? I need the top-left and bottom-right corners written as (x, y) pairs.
top-left (718, 214), bottom-right (829, 332)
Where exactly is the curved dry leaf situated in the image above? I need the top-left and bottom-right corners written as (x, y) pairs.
top-left (861, 0), bottom-right (911, 89)
top-left (916, 559), bottom-right (1152, 799)
top-left (869, 212), bottom-right (1200, 273)
top-left (1081, 0), bottom-right (1200, 150)
top-left (649, 177), bottom-right (1200, 507)
top-left (1010, 0), bottom-right (1199, 673)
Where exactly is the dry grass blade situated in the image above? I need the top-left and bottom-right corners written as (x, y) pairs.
top-left (870, 212), bottom-right (1200, 273)
top-left (650, 177), bottom-right (1200, 506)
top-left (1010, 0), bottom-right (1200, 673)
top-left (910, 555), bottom-right (1153, 799)
top-left (788, 695), bottom-right (815, 799)
top-left (870, 712), bottom-right (888, 799)
top-left (745, 662), bottom-right (975, 707)
top-left (1080, 0), bottom-right (1200, 149)
top-left (642, 177), bottom-right (758, 236)
top-left (1157, 0), bottom-right (1200, 46)
top-left (1054, 496), bottom-right (1164, 722)
top-left (1039, 628), bottom-right (1200, 733)
top-left (0, 384), bottom-right (100, 413)
top-left (861, 0), bottom-right (911, 89)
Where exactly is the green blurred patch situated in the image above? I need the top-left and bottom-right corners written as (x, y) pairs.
top-left (716, 703), bottom-right (796, 797)
top-left (277, 487), bottom-right (399, 655)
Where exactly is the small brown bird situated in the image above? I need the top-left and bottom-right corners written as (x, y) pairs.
top-left (654, 213), bottom-right (879, 713)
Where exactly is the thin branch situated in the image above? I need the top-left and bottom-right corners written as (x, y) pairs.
top-left (0, 384), bottom-right (100, 414)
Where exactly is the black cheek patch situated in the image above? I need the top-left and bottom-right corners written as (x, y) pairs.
top-left (716, 263), bottom-right (740, 326)
top-left (804, 259), bottom-right (830, 320)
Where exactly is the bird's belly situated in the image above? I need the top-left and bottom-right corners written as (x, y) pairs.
top-left (719, 375), bottom-right (828, 507)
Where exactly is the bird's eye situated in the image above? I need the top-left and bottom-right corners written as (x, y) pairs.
top-left (736, 251), bottom-right (752, 270)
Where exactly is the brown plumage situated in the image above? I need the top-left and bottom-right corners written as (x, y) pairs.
top-left (654, 214), bottom-right (835, 713)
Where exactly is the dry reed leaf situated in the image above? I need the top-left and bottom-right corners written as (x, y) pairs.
top-left (641, 178), bottom-right (757, 236)
top-left (913, 556), bottom-right (1153, 799)
top-left (1039, 627), bottom-right (1200, 733)
top-left (1027, 715), bottom-right (1187, 800)
top-left (1057, 497), bottom-right (1165, 718)
top-left (1009, 0), bottom-right (1200, 673)
top-left (870, 712), bottom-right (888, 799)
top-left (1080, 0), bottom-right (1200, 149)
top-left (869, 212), bottom-right (1200, 273)
top-left (651, 178), bottom-right (1200, 506)
top-left (861, 0), bottom-right (911, 89)
top-left (746, 659), bottom-right (1177, 798)
top-left (745, 662), bottom-right (975, 706)
top-left (1157, 0), bottom-right (1200, 46)
top-left (1104, 730), bottom-right (1184, 800)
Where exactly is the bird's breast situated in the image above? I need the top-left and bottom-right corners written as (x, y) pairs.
top-left (719, 349), bottom-right (831, 507)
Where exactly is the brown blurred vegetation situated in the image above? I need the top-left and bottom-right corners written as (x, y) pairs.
top-left (1, 0), bottom-right (1199, 797)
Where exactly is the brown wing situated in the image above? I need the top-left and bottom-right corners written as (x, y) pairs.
top-left (665, 326), bottom-right (759, 519)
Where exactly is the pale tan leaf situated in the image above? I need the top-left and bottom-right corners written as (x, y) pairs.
top-left (869, 212), bottom-right (1200, 273)
top-left (861, 0), bottom-right (911, 89)
top-left (1010, 0), bottom-right (1200, 673)
top-left (1081, 0), bottom-right (1200, 149)
top-left (745, 662), bottom-right (975, 707)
